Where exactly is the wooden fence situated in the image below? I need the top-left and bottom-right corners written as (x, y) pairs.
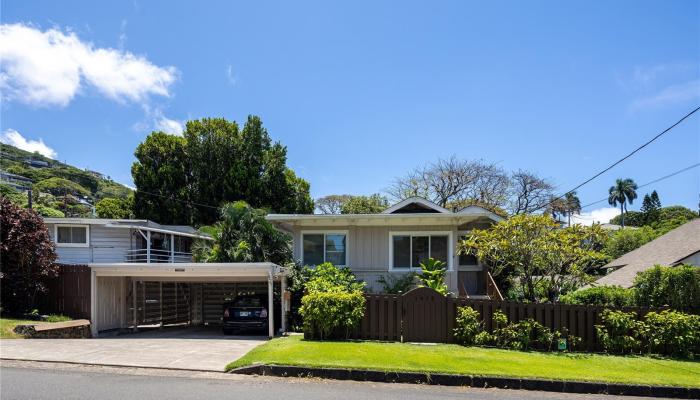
top-left (351, 287), bottom-right (678, 351)
top-left (39, 264), bottom-right (91, 319)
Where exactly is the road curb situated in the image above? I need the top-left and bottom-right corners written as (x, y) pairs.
top-left (230, 364), bottom-right (699, 399)
top-left (0, 357), bottom-right (220, 373)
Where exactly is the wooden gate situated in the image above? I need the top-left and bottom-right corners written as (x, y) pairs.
top-left (401, 287), bottom-right (448, 342)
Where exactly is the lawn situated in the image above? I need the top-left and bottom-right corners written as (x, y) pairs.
top-left (0, 316), bottom-right (72, 338)
top-left (0, 318), bottom-right (37, 338)
top-left (228, 335), bottom-right (700, 388)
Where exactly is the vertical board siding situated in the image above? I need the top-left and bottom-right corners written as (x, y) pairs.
top-left (40, 264), bottom-right (91, 319)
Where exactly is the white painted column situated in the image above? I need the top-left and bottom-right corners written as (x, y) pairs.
top-left (280, 275), bottom-right (287, 334)
top-left (170, 233), bottom-right (175, 262)
top-left (146, 230), bottom-right (151, 263)
top-left (90, 269), bottom-right (97, 337)
top-left (268, 271), bottom-right (274, 339)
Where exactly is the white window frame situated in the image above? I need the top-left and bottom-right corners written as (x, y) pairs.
top-left (300, 230), bottom-right (349, 267)
top-left (54, 224), bottom-right (90, 247)
top-left (389, 231), bottom-right (453, 271)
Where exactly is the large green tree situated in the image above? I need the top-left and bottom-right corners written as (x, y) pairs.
top-left (341, 194), bottom-right (389, 214)
top-left (608, 178), bottom-right (638, 228)
top-left (132, 116), bottom-right (313, 225)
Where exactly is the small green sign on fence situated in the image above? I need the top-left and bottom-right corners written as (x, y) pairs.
top-left (557, 338), bottom-right (567, 351)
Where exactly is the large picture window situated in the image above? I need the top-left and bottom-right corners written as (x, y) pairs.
top-left (390, 233), bottom-right (451, 269)
top-left (302, 232), bottom-right (347, 266)
top-left (55, 225), bottom-right (89, 247)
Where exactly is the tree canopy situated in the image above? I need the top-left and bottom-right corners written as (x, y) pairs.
top-left (132, 116), bottom-right (313, 225)
top-left (0, 198), bottom-right (58, 313)
top-left (459, 214), bottom-right (608, 302)
top-left (96, 196), bottom-right (134, 219)
top-left (608, 178), bottom-right (638, 227)
top-left (340, 194), bottom-right (389, 214)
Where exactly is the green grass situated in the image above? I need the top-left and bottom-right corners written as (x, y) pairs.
top-left (0, 318), bottom-right (37, 338)
top-left (0, 315), bottom-right (72, 338)
top-left (228, 335), bottom-right (700, 388)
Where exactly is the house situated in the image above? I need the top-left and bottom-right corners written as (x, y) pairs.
top-left (595, 218), bottom-right (700, 288)
top-left (44, 218), bottom-right (289, 337)
top-left (0, 169), bottom-right (33, 191)
top-left (25, 158), bottom-right (50, 168)
top-left (267, 197), bottom-right (503, 298)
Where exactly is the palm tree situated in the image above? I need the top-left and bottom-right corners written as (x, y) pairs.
top-left (564, 192), bottom-right (581, 226)
top-left (608, 178), bottom-right (638, 227)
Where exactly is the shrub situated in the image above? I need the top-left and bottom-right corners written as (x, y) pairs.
top-left (299, 291), bottom-right (365, 339)
top-left (377, 273), bottom-right (416, 294)
top-left (417, 258), bottom-right (448, 295)
top-left (45, 314), bottom-right (72, 323)
top-left (453, 306), bottom-right (483, 345)
top-left (559, 285), bottom-right (635, 307)
top-left (639, 310), bottom-right (700, 358)
top-left (304, 262), bottom-right (366, 293)
top-left (595, 310), bottom-right (642, 354)
top-left (0, 198), bottom-right (58, 314)
top-left (634, 265), bottom-right (700, 309)
top-left (603, 226), bottom-right (656, 259)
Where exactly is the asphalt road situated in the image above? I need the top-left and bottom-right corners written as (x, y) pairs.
top-left (0, 360), bottom-right (657, 400)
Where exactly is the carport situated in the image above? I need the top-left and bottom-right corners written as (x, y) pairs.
top-left (88, 262), bottom-right (287, 338)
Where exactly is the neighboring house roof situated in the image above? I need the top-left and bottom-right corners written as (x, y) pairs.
top-left (595, 219), bottom-right (700, 288)
top-left (43, 217), bottom-right (212, 240)
top-left (382, 197), bottom-right (450, 214)
top-left (266, 197), bottom-right (503, 230)
top-left (598, 223), bottom-right (638, 231)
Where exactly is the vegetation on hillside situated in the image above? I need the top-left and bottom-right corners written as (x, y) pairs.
top-left (1, 143), bottom-right (132, 217)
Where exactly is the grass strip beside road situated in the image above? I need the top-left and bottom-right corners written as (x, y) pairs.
top-left (227, 335), bottom-right (700, 388)
top-left (0, 318), bottom-right (37, 338)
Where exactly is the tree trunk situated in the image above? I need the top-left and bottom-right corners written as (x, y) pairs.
top-left (620, 203), bottom-right (625, 228)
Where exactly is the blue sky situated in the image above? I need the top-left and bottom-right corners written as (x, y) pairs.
top-left (1, 0), bottom-right (698, 221)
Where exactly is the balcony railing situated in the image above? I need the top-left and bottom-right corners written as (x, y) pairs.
top-left (124, 248), bottom-right (193, 263)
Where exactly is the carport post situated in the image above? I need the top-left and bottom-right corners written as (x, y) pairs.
top-left (280, 275), bottom-right (287, 333)
top-left (268, 271), bottom-right (274, 338)
top-left (90, 269), bottom-right (97, 337)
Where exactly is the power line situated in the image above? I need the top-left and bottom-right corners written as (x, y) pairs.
top-left (134, 189), bottom-right (222, 210)
top-left (535, 105), bottom-right (700, 212)
top-left (579, 162), bottom-right (700, 210)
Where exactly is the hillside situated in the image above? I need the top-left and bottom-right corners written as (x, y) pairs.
top-left (0, 143), bottom-right (132, 217)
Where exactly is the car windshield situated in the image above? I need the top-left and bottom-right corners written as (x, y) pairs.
top-left (233, 297), bottom-right (262, 307)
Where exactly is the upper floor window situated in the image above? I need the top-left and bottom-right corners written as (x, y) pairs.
top-left (55, 225), bottom-right (89, 247)
top-left (390, 232), bottom-right (450, 270)
top-left (302, 232), bottom-right (347, 266)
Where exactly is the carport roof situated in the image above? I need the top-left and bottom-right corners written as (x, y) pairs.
top-left (88, 262), bottom-right (285, 278)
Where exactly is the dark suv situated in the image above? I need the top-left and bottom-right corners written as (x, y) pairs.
top-left (222, 295), bottom-right (268, 335)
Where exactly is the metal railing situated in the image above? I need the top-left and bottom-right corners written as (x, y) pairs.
top-left (124, 248), bottom-right (193, 263)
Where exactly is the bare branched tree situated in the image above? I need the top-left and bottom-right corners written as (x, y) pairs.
top-left (387, 156), bottom-right (510, 211)
top-left (315, 194), bottom-right (353, 214)
top-left (509, 170), bottom-right (555, 215)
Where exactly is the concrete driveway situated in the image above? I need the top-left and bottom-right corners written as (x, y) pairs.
top-left (0, 326), bottom-right (265, 372)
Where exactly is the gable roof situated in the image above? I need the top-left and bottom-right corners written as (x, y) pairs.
top-left (381, 197), bottom-right (450, 214)
top-left (595, 219), bottom-right (700, 288)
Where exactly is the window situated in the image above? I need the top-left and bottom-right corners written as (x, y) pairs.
top-left (55, 225), bottom-right (89, 247)
top-left (390, 233), bottom-right (451, 269)
top-left (302, 232), bottom-right (347, 266)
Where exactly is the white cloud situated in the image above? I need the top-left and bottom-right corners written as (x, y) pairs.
top-left (226, 64), bottom-right (236, 85)
top-left (154, 114), bottom-right (184, 135)
top-left (0, 129), bottom-right (57, 159)
top-left (0, 23), bottom-right (177, 107)
top-left (570, 207), bottom-right (621, 226)
top-left (630, 80), bottom-right (700, 110)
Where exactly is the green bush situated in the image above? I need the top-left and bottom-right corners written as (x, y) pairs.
top-left (603, 226), bottom-right (657, 259)
top-left (595, 310), bottom-right (641, 354)
top-left (417, 258), bottom-right (448, 295)
top-left (304, 262), bottom-right (366, 293)
top-left (45, 314), bottom-right (71, 323)
top-left (634, 265), bottom-right (700, 309)
top-left (560, 285), bottom-right (635, 307)
top-left (639, 310), bottom-right (700, 358)
top-left (300, 291), bottom-right (365, 339)
top-left (377, 273), bottom-right (416, 294)
top-left (453, 306), bottom-right (483, 345)
top-left (490, 311), bottom-right (559, 351)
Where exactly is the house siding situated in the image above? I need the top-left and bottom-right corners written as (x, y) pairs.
top-left (47, 224), bottom-right (133, 264)
top-left (291, 224), bottom-right (466, 293)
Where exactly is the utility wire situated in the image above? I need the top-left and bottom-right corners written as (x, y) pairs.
top-left (534, 105), bottom-right (700, 213)
top-left (579, 162), bottom-right (700, 210)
